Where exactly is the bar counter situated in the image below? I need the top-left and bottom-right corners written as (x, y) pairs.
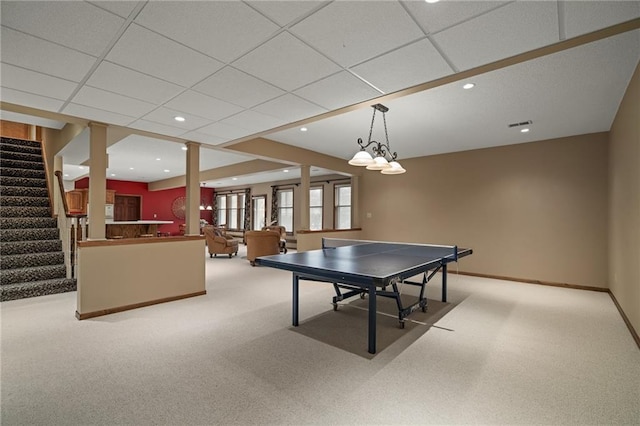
top-left (105, 220), bottom-right (173, 238)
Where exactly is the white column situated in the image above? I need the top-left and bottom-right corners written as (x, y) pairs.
top-left (185, 142), bottom-right (201, 236)
top-left (351, 175), bottom-right (360, 229)
top-left (87, 122), bottom-right (107, 240)
top-left (299, 165), bottom-right (310, 231)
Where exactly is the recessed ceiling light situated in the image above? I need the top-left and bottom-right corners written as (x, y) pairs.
top-left (521, 128), bottom-right (530, 133)
top-left (181, 146), bottom-right (188, 151)
top-left (129, 167), bottom-right (134, 170)
top-left (64, 174), bottom-right (69, 177)
top-left (425, 0), bottom-right (440, 3)
top-left (232, 177), bottom-right (238, 181)
top-left (110, 173), bottom-right (116, 177)
top-left (174, 116), bottom-right (185, 122)
top-left (300, 127), bottom-right (307, 132)
top-left (283, 169), bottom-right (289, 173)
top-left (463, 83), bottom-right (475, 89)
top-left (156, 158), bottom-right (161, 161)
top-left (164, 169), bottom-right (170, 173)
top-left (78, 166), bottom-right (85, 170)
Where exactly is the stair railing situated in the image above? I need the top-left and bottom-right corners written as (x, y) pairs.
top-left (54, 171), bottom-right (87, 279)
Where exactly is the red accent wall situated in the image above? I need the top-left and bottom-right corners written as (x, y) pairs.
top-left (75, 178), bottom-right (215, 236)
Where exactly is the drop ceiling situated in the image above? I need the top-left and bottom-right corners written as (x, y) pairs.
top-left (1, 1), bottom-right (639, 186)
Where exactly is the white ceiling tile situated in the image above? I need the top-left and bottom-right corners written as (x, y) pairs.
top-left (402, 0), bottom-right (509, 34)
top-left (0, 87), bottom-right (64, 112)
top-left (564, 1), bottom-right (640, 39)
top-left (0, 27), bottom-right (96, 81)
top-left (127, 119), bottom-right (188, 138)
top-left (72, 86), bottom-right (156, 117)
top-left (62, 103), bottom-right (136, 126)
top-left (1, 1), bottom-right (125, 55)
top-left (246, 1), bottom-right (326, 26)
top-left (106, 24), bottom-right (224, 87)
top-left (135, 1), bottom-right (279, 63)
top-left (1, 63), bottom-right (78, 100)
top-left (233, 31), bottom-right (341, 91)
top-left (432, 1), bottom-right (560, 71)
top-left (219, 110), bottom-right (286, 133)
top-left (164, 90), bottom-right (244, 122)
top-left (351, 38), bottom-right (454, 94)
top-left (87, 61), bottom-right (184, 105)
top-left (294, 71), bottom-right (381, 110)
top-left (290, 1), bottom-right (424, 67)
top-left (88, 1), bottom-right (139, 18)
top-left (253, 93), bottom-right (327, 123)
top-left (141, 107), bottom-right (213, 131)
top-left (196, 122), bottom-right (251, 141)
top-left (193, 67), bottom-right (285, 108)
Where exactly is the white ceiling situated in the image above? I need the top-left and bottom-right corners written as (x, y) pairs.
top-left (1, 1), bottom-right (639, 187)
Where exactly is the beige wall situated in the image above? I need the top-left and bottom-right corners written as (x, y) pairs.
top-left (609, 61), bottom-right (640, 333)
top-left (359, 133), bottom-right (609, 288)
top-left (76, 238), bottom-right (206, 318)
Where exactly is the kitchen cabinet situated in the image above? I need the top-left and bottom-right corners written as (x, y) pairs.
top-left (65, 189), bottom-right (116, 214)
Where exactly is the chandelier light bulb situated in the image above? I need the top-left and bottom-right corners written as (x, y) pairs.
top-left (348, 150), bottom-right (374, 166)
top-left (381, 161), bottom-right (406, 175)
top-left (366, 155), bottom-right (390, 170)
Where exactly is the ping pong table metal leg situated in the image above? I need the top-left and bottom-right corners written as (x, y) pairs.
top-left (368, 283), bottom-right (377, 354)
top-left (442, 264), bottom-right (447, 303)
top-left (293, 273), bottom-right (299, 326)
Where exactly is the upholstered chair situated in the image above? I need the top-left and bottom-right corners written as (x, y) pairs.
top-left (261, 225), bottom-right (288, 253)
top-left (203, 226), bottom-right (238, 258)
top-left (245, 230), bottom-right (281, 266)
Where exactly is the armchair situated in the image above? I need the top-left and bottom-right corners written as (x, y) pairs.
top-left (203, 226), bottom-right (238, 258)
top-left (261, 225), bottom-right (287, 253)
top-left (245, 230), bottom-right (281, 266)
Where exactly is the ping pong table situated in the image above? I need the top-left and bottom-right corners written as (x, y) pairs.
top-left (255, 238), bottom-right (473, 354)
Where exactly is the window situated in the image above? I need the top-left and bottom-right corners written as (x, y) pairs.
top-left (216, 194), bottom-right (226, 227)
top-left (277, 188), bottom-right (293, 232)
top-left (216, 192), bottom-right (246, 231)
top-left (309, 187), bottom-right (323, 231)
top-left (252, 195), bottom-right (266, 230)
top-left (334, 184), bottom-right (351, 230)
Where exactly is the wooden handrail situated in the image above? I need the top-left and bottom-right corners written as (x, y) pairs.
top-left (54, 170), bottom-right (70, 216)
top-left (54, 170), bottom-right (87, 219)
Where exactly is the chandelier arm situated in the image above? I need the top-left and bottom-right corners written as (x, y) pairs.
top-left (382, 111), bottom-right (391, 149)
top-left (367, 108), bottom-right (377, 143)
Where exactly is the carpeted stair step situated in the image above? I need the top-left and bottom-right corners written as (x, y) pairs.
top-left (0, 217), bottom-right (58, 229)
top-left (0, 206), bottom-right (51, 218)
top-left (1, 141), bottom-right (41, 154)
top-left (0, 149), bottom-right (43, 164)
top-left (1, 137), bottom-right (41, 149)
top-left (1, 228), bottom-right (59, 242)
top-left (0, 195), bottom-right (50, 207)
top-left (1, 240), bottom-right (63, 256)
top-left (1, 264), bottom-right (67, 285)
top-left (1, 252), bottom-right (65, 270)
top-left (1, 157), bottom-right (44, 171)
top-left (0, 278), bottom-right (76, 302)
top-left (0, 167), bottom-right (46, 179)
top-left (0, 175), bottom-right (47, 188)
top-left (1, 185), bottom-right (49, 198)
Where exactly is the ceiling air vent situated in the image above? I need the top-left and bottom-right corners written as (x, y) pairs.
top-left (508, 120), bottom-right (532, 128)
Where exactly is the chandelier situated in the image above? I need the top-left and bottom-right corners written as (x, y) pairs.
top-left (348, 103), bottom-right (406, 174)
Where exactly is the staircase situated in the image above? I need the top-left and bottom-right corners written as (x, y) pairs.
top-left (1, 136), bottom-right (76, 302)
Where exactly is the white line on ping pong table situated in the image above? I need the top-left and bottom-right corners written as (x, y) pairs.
top-left (334, 303), bottom-right (456, 332)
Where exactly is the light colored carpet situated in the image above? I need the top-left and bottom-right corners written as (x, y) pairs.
top-left (1, 245), bottom-right (639, 425)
